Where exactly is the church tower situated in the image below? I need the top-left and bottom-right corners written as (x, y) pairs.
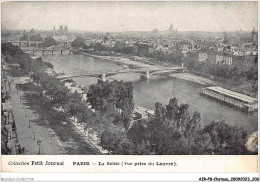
top-left (169, 23), bottom-right (173, 31)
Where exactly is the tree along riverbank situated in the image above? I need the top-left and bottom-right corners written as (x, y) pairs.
top-left (1, 43), bottom-right (101, 154)
top-left (2, 42), bottom-right (258, 155)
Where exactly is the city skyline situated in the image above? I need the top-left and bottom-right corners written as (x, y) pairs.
top-left (2, 1), bottom-right (258, 32)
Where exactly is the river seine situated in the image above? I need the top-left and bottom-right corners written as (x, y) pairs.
top-left (41, 52), bottom-right (257, 132)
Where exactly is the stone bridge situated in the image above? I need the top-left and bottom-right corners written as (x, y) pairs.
top-left (9, 40), bottom-right (72, 48)
top-left (23, 48), bottom-right (72, 55)
top-left (9, 41), bottom-right (43, 47)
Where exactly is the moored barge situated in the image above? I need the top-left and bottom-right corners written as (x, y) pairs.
top-left (200, 86), bottom-right (258, 112)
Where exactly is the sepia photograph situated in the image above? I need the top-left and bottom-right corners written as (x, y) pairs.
top-left (1, 0), bottom-right (258, 160)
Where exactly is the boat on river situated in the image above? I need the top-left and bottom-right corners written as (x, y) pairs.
top-left (200, 86), bottom-right (258, 112)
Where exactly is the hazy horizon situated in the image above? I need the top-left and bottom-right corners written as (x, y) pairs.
top-left (2, 1), bottom-right (258, 32)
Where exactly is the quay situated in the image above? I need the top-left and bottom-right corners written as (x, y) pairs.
top-left (71, 49), bottom-right (184, 70)
top-left (200, 86), bottom-right (258, 112)
top-left (170, 73), bottom-right (217, 86)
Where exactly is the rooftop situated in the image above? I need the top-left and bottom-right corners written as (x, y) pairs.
top-left (206, 86), bottom-right (257, 104)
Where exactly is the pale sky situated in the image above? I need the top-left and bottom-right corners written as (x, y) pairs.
top-left (1, 1), bottom-right (258, 32)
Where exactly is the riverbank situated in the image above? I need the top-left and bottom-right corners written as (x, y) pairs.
top-left (170, 72), bottom-right (258, 99)
top-left (72, 49), bottom-right (166, 69)
top-left (170, 73), bottom-right (217, 86)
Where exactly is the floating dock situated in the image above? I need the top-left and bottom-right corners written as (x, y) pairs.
top-left (200, 86), bottom-right (258, 112)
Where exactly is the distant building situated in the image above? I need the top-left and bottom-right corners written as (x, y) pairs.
top-left (169, 23), bottom-right (173, 31)
top-left (64, 25), bottom-right (68, 34)
top-left (234, 55), bottom-right (257, 70)
top-left (198, 52), bottom-right (208, 63)
top-left (196, 50), bottom-right (257, 70)
top-left (207, 51), bottom-right (216, 64)
top-left (52, 25), bottom-right (68, 41)
top-left (251, 27), bottom-right (258, 44)
top-left (84, 38), bottom-right (93, 46)
top-left (102, 33), bottom-right (116, 48)
top-left (30, 28), bottom-right (35, 34)
top-left (216, 52), bottom-right (232, 65)
top-left (151, 28), bottom-right (159, 35)
top-left (20, 28), bottom-right (42, 41)
top-left (125, 40), bottom-right (134, 48)
top-left (168, 23), bottom-right (177, 34)
top-left (148, 47), bottom-right (154, 54)
top-left (59, 25), bottom-right (63, 32)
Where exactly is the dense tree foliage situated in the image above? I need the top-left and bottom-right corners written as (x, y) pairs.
top-left (2, 43), bottom-right (31, 62)
top-left (20, 34), bottom-right (29, 41)
top-left (1, 43), bottom-right (51, 77)
top-left (202, 121), bottom-right (248, 154)
top-left (87, 80), bottom-right (134, 131)
top-left (127, 121), bottom-right (147, 145)
top-left (71, 36), bottom-right (85, 48)
top-left (30, 34), bottom-right (43, 41)
top-left (146, 98), bottom-right (250, 155)
top-left (20, 33), bottom-right (43, 41)
top-left (43, 36), bottom-right (57, 47)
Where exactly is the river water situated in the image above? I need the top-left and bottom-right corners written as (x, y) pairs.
top-left (40, 51), bottom-right (257, 132)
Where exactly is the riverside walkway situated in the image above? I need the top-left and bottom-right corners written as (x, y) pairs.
top-left (7, 77), bottom-right (102, 155)
top-left (10, 78), bottom-right (63, 154)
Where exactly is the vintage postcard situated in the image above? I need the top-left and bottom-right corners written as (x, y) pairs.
top-left (1, 0), bottom-right (258, 177)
